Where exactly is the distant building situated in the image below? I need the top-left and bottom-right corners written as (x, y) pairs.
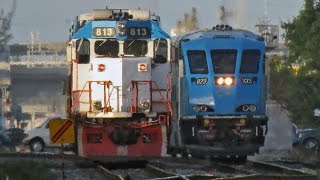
top-left (0, 45), bottom-right (10, 62)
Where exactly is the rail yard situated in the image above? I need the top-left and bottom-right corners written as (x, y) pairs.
top-left (0, 151), bottom-right (318, 179)
top-left (1, 0), bottom-right (319, 179)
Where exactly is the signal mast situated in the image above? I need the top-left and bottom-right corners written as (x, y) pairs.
top-left (255, 0), bottom-right (279, 50)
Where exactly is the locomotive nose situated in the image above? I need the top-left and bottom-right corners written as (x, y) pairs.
top-left (109, 126), bottom-right (141, 146)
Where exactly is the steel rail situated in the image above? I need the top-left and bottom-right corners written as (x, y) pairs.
top-left (97, 165), bottom-right (124, 180)
top-left (145, 164), bottom-right (186, 180)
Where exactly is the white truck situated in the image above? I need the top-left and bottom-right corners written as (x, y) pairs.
top-left (22, 117), bottom-right (73, 152)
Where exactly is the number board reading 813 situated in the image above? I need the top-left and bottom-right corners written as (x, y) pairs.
top-left (93, 27), bottom-right (116, 37)
top-left (127, 27), bottom-right (150, 38)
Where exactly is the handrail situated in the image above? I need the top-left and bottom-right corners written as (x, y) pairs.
top-left (71, 80), bottom-right (113, 113)
top-left (130, 80), bottom-right (172, 116)
top-left (130, 81), bottom-right (153, 113)
top-left (152, 81), bottom-right (172, 116)
top-left (72, 79), bottom-right (172, 116)
top-left (71, 81), bottom-right (89, 112)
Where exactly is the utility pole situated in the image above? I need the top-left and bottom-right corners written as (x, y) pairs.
top-left (255, 0), bottom-right (279, 101)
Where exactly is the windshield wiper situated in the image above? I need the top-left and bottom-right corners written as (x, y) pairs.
top-left (76, 39), bottom-right (83, 53)
top-left (97, 39), bottom-right (109, 49)
top-left (126, 40), bottom-right (136, 51)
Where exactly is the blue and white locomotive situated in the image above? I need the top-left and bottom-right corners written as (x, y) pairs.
top-left (170, 25), bottom-right (268, 160)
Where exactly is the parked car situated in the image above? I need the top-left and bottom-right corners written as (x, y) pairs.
top-left (0, 130), bottom-right (11, 146)
top-left (1, 128), bottom-right (26, 145)
top-left (292, 123), bottom-right (320, 151)
top-left (22, 116), bottom-right (73, 152)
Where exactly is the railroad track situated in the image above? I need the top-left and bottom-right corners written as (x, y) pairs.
top-left (149, 157), bottom-right (318, 180)
top-left (211, 159), bottom-right (317, 179)
top-left (0, 152), bottom-right (105, 179)
top-left (98, 164), bottom-right (184, 180)
top-left (0, 152), bottom-right (317, 179)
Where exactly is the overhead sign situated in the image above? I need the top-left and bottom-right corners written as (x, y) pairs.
top-left (49, 118), bottom-right (75, 144)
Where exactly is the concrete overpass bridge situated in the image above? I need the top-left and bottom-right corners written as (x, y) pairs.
top-left (9, 59), bottom-right (68, 125)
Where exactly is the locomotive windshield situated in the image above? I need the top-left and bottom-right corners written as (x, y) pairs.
top-left (240, 50), bottom-right (260, 74)
top-left (124, 40), bottom-right (148, 56)
top-left (95, 40), bottom-right (119, 57)
top-left (211, 49), bottom-right (237, 74)
top-left (187, 50), bottom-right (208, 74)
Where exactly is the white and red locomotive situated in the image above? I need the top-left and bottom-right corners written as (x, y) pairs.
top-left (66, 8), bottom-right (172, 158)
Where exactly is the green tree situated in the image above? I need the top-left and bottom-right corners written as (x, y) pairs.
top-left (282, 0), bottom-right (320, 69)
top-left (0, 0), bottom-right (16, 52)
top-left (273, 0), bottom-right (320, 126)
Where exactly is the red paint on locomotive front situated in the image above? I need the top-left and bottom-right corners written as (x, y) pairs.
top-left (79, 123), bottom-right (166, 157)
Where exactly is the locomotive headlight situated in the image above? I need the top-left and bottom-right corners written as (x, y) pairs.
top-left (200, 105), bottom-right (208, 112)
top-left (242, 105), bottom-right (250, 112)
top-left (215, 77), bottom-right (234, 86)
top-left (193, 105), bottom-right (210, 112)
top-left (117, 21), bottom-right (126, 29)
top-left (118, 31), bottom-right (126, 36)
top-left (236, 104), bottom-right (257, 112)
top-left (216, 77), bottom-right (224, 85)
top-left (93, 101), bottom-right (102, 110)
top-left (139, 99), bottom-right (150, 111)
top-left (192, 105), bottom-right (201, 112)
top-left (117, 21), bottom-right (126, 36)
top-left (224, 77), bottom-right (233, 86)
top-left (249, 105), bottom-right (257, 112)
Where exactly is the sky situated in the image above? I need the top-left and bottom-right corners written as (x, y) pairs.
top-left (0, 0), bottom-right (304, 44)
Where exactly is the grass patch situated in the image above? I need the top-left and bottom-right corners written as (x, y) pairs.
top-left (0, 160), bottom-right (55, 180)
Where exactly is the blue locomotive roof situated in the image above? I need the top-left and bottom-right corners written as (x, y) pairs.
top-left (174, 29), bottom-right (264, 47)
top-left (181, 35), bottom-right (265, 50)
top-left (178, 29), bottom-right (265, 51)
top-left (72, 20), bottom-right (169, 40)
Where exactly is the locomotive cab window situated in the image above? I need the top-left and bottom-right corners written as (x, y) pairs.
top-left (76, 39), bottom-right (90, 64)
top-left (187, 50), bottom-right (208, 74)
top-left (124, 40), bottom-right (148, 57)
top-left (154, 39), bottom-right (168, 63)
top-left (95, 40), bottom-right (119, 57)
top-left (240, 50), bottom-right (260, 74)
top-left (211, 49), bottom-right (237, 74)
